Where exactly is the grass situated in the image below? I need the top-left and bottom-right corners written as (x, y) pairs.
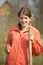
top-left (0, 35), bottom-right (6, 65)
top-left (0, 34), bottom-right (43, 65)
top-left (33, 52), bottom-right (43, 65)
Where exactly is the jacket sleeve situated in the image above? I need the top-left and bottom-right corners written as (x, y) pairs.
top-left (32, 30), bottom-right (43, 56)
top-left (4, 30), bottom-right (12, 53)
top-left (6, 30), bottom-right (12, 46)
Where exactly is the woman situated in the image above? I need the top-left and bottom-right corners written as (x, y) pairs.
top-left (4, 7), bottom-right (43, 65)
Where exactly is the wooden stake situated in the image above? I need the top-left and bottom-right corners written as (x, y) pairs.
top-left (28, 23), bottom-right (32, 65)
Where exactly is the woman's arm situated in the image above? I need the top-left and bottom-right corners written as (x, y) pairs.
top-left (4, 30), bottom-right (12, 54)
top-left (32, 30), bottom-right (43, 56)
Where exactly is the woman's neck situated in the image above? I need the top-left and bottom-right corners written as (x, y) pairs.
top-left (20, 25), bottom-right (29, 33)
top-left (18, 22), bottom-right (30, 33)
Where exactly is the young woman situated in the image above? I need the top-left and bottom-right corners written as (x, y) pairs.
top-left (4, 7), bottom-right (43, 65)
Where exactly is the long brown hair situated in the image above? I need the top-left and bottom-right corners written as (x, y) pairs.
top-left (18, 7), bottom-right (32, 18)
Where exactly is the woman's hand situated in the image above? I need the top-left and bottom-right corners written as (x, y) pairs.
top-left (4, 44), bottom-right (11, 54)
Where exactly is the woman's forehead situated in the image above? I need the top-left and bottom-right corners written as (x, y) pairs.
top-left (20, 14), bottom-right (30, 18)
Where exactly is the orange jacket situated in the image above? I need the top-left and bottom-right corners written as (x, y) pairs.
top-left (5, 26), bottom-right (43, 65)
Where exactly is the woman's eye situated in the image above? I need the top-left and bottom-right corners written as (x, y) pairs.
top-left (25, 17), bottom-right (27, 19)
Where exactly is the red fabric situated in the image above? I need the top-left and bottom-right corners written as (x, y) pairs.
top-left (5, 26), bottom-right (43, 65)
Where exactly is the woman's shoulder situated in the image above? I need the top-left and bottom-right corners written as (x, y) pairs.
top-left (9, 25), bottom-right (18, 31)
top-left (8, 25), bottom-right (19, 34)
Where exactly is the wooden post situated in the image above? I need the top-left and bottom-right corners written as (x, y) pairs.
top-left (29, 40), bottom-right (32, 65)
top-left (28, 23), bottom-right (32, 65)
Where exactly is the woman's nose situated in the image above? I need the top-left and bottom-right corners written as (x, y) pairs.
top-left (22, 18), bottom-right (25, 22)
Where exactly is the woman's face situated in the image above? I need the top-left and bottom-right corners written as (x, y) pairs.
top-left (19, 14), bottom-right (31, 28)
